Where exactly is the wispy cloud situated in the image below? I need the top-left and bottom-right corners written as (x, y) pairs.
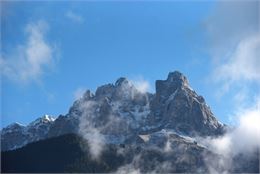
top-left (205, 1), bottom-right (259, 63)
top-left (204, 1), bottom-right (260, 110)
top-left (78, 100), bottom-right (106, 159)
top-left (0, 20), bottom-right (58, 84)
top-left (203, 5), bottom-right (260, 172)
top-left (206, 1), bottom-right (259, 91)
top-left (66, 11), bottom-right (84, 24)
top-left (130, 78), bottom-right (151, 93)
top-left (213, 33), bottom-right (260, 93)
top-left (208, 99), bottom-right (260, 155)
top-left (75, 76), bottom-right (152, 159)
top-left (201, 97), bottom-right (260, 172)
top-left (73, 87), bottom-right (87, 100)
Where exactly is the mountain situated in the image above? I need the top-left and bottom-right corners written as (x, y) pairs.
top-left (1, 71), bottom-right (225, 151)
top-left (147, 71), bottom-right (224, 136)
top-left (2, 133), bottom-right (258, 173)
top-left (0, 133), bottom-right (217, 173)
top-left (1, 115), bottom-right (55, 151)
top-left (1, 71), bottom-right (259, 173)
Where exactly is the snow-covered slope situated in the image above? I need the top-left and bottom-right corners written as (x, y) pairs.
top-left (1, 115), bottom-right (55, 151)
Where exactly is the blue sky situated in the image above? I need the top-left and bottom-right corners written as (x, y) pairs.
top-left (1, 1), bottom-right (259, 128)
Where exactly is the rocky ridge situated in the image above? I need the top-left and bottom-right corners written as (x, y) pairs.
top-left (1, 71), bottom-right (225, 151)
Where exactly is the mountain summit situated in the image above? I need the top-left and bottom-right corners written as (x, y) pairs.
top-left (1, 71), bottom-right (225, 151)
top-left (1, 115), bottom-right (55, 151)
top-left (150, 71), bottom-right (223, 136)
top-left (3, 71), bottom-right (258, 174)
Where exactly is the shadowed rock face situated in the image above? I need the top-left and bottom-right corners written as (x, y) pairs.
top-left (47, 115), bottom-right (79, 138)
top-left (2, 133), bottom-right (258, 173)
top-left (1, 133), bottom-right (213, 173)
top-left (148, 71), bottom-right (224, 136)
top-left (1, 71), bottom-right (225, 151)
top-left (1, 115), bottom-right (55, 151)
top-left (0, 123), bottom-right (28, 151)
top-left (2, 71), bottom-right (258, 173)
top-left (156, 71), bottom-right (189, 98)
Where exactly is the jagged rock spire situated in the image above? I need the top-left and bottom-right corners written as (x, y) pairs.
top-left (167, 71), bottom-right (189, 86)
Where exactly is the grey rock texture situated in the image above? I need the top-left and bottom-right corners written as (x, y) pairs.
top-left (1, 71), bottom-right (225, 151)
top-left (1, 115), bottom-right (55, 151)
top-left (148, 71), bottom-right (224, 136)
top-left (47, 115), bottom-right (78, 138)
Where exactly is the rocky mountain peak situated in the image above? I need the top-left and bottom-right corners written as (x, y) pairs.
top-left (1, 122), bottom-right (25, 134)
top-left (115, 77), bottom-right (130, 87)
top-left (155, 71), bottom-right (189, 100)
top-left (42, 115), bottom-right (55, 122)
top-left (1, 71), bottom-right (225, 151)
top-left (82, 90), bottom-right (94, 100)
top-left (6, 122), bottom-right (25, 129)
top-left (167, 71), bottom-right (189, 87)
top-left (148, 71), bottom-right (225, 136)
top-left (1, 115), bottom-right (56, 151)
top-left (28, 115), bottom-right (55, 127)
top-left (95, 77), bottom-right (139, 101)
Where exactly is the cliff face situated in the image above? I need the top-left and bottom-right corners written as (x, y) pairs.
top-left (148, 71), bottom-right (224, 136)
top-left (2, 71), bottom-right (258, 174)
top-left (1, 71), bottom-right (225, 151)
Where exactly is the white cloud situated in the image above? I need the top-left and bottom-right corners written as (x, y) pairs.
top-left (73, 87), bottom-right (86, 100)
top-left (214, 33), bottom-right (260, 88)
top-left (202, 98), bottom-right (260, 171)
top-left (200, 2), bottom-right (259, 169)
top-left (0, 20), bottom-right (57, 84)
top-left (163, 139), bottom-right (172, 152)
top-left (78, 100), bottom-right (105, 159)
top-left (116, 164), bottom-right (140, 174)
top-left (205, 1), bottom-right (259, 63)
top-left (204, 1), bottom-right (260, 110)
top-left (206, 1), bottom-right (260, 87)
top-left (76, 77), bottom-right (151, 159)
top-left (84, 127), bottom-right (105, 159)
top-left (66, 11), bottom-right (84, 24)
top-left (130, 78), bottom-right (151, 93)
top-left (115, 154), bottom-right (142, 174)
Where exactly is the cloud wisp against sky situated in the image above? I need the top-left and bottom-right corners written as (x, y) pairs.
top-left (201, 97), bottom-right (260, 172)
top-left (66, 11), bottom-right (84, 24)
top-left (205, 1), bottom-right (259, 63)
top-left (78, 100), bottom-right (105, 159)
top-left (215, 34), bottom-right (260, 84)
top-left (201, 3), bottom-right (260, 171)
top-left (1, 2), bottom-right (259, 173)
top-left (0, 20), bottom-right (58, 84)
top-left (1, 1), bottom-right (259, 129)
top-left (130, 78), bottom-right (151, 94)
top-left (206, 1), bottom-right (260, 94)
top-left (73, 87), bottom-right (87, 100)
